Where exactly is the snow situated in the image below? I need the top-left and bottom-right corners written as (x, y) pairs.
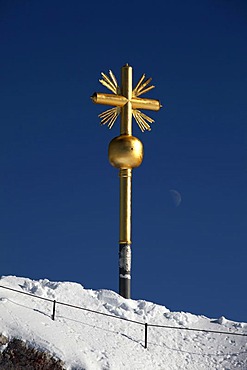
top-left (0, 276), bottom-right (246, 369)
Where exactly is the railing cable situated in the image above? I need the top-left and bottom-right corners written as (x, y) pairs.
top-left (0, 283), bottom-right (246, 350)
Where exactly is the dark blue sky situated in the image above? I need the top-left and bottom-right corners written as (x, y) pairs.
top-left (1, 0), bottom-right (246, 322)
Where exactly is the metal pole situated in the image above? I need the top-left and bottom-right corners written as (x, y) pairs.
top-left (119, 168), bottom-right (132, 298)
top-left (118, 65), bottom-right (133, 298)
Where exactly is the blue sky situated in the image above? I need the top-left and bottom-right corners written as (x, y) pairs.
top-left (1, 0), bottom-right (246, 323)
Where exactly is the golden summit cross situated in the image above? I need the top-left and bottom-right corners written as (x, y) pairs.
top-left (91, 64), bottom-right (162, 299)
top-left (91, 63), bottom-right (161, 133)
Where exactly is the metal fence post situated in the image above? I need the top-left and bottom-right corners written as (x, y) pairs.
top-left (145, 323), bottom-right (148, 349)
top-left (52, 300), bottom-right (56, 321)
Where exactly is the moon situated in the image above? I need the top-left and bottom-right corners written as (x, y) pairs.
top-left (169, 189), bottom-right (182, 207)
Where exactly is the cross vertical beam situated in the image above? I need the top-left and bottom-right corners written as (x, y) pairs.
top-left (120, 65), bottom-right (132, 135)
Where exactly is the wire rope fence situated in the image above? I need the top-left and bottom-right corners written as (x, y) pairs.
top-left (0, 284), bottom-right (246, 349)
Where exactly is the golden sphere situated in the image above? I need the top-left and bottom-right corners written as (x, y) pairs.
top-left (108, 135), bottom-right (144, 169)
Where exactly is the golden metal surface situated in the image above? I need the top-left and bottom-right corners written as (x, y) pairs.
top-left (99, 70), bottom-right (120, 94)
top-left (108, 135), bottom-right (143, 169)
top-left (91, 93), bottom-right (127, 107)
top-left (92, 64), bottom-right (161, 131)
top-left (98, 107), bottom-right (120, 129)
top-left (132, 74), bottom-right (155, 96)
top-left (131, 97), bottom-right (161, 111)
top-left (119, 168), bottom-right (132, 244)
top-left (120, 64), bottom-right (132, 135)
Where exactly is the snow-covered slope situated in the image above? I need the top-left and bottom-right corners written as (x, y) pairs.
top-left (0, 276), bottom-right (246, 369)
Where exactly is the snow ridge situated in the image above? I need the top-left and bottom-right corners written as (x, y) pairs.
top-left (0, 276), bottom-right (246, 370)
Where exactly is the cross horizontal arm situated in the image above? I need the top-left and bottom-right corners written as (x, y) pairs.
top-left (131, 97), bottom-right (161, 111)
top-left (91, 93), bottom-right (127, 107)
top-left (91, 93), bottom-right (162, 111)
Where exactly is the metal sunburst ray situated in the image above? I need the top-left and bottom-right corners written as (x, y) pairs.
top-left (132, 109), bottom-right (154, 132)
top-left (98, 107), bottom-right (120, 129)
top-left (132, 74), bottom-right (155, 97)
top-left (99, 70), bottom-right (120, 95)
